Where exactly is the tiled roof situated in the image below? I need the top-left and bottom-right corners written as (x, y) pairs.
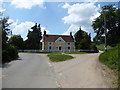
top-left (43, 35), bottom-right (74, 42)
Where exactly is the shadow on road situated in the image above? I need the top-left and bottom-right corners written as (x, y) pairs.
top-left (1, 57), bottom-right (23, 68)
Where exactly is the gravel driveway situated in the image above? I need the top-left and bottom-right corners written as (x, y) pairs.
top-left (51, 53), bottom-right (114, 88)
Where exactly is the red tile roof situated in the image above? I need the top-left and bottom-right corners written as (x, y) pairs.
top-left (43, 35), bottom-right (74, 42)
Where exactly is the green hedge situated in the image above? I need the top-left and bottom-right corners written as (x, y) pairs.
top-left (2, 45), bottom-right (18, 64)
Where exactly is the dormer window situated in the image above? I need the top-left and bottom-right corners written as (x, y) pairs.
top-left (59, 40), bottom-right (61, 42)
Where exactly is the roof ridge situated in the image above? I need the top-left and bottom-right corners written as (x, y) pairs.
top-left (46, 34), bottom-right (70, 36)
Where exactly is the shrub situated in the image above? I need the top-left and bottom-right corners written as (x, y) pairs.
top-left (90, 43), bottom-right (99, 53)
top-left (2, 45), bottom-right (18, 64)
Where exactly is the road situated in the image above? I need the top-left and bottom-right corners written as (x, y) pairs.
top-left (2, 53), bottom-right (58, 88)
top-left (52, 53), bottom-right (112, 88)
top-left (2, 53), bottom-right (113, 88)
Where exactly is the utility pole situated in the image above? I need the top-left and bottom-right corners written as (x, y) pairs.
top-left (103, 9), bottom-right (109, 52)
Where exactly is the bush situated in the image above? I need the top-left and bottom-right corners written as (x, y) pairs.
top-left (2, 45), bottom-right (18, 64)
top-left (90, 43), bottom-right (99, 53)
top-left (8, 45), bottom-right (18, 60)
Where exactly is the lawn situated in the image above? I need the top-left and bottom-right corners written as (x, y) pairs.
top-left (47, 54), bottom-right (74, 62)
top-left (65, 52), bottom-right (89, 54)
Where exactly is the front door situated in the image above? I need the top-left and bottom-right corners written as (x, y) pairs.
top-left (59, 46), bottom-right (62, 51)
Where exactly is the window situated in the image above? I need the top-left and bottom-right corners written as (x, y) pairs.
top-left (59, 40), bottom-right (61, 42)
top-left (68, 47), bottom-right (70, 49)
top-left (68, 43), bottom-right (70, 45)
top-left (49, 42), bottom-right (51, 45)
top-left (49, 46), bottom-right (51, 50)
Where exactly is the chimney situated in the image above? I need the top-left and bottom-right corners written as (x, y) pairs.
top-left (70, 32), bottom-right (72, 36)
top-left (44, 30), bottom-right (46, 35)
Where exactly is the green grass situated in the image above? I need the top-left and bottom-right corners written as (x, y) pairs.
top-left (65, 52), bottom-right (89, 54)
top-left (47, 54), bottom-right (74, 62)
top-left (99, 44), bottom-right (120, 88)
top-left (96, 44), bottom-right (112, 51)
top-left (99, 46), bottom-right (118, 70)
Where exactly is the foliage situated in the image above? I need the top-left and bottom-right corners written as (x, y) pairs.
top-left (92, 5), bottom-right (120, 46)
top-left (47, 54), bottom-right (74, 62)
top-left (99, 44), bottom-right (119, 70)
top-left (8, 35), bottom-right (24, 49)
top-left (74, 27), bottom-right (91, 49)
top-left (96, 44), bottom-right (112, 51)
top-left (25, 23), bottom-right (42, 49)
top-left (99, 44), bottom-right (120, 88)
top-left (1, 17), bottom-right (18, 63)
top-left (74, 27), bottom-right (98, 52)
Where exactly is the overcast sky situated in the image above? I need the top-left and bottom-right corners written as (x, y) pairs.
top-left (1, 0), bottom-right (119, 40)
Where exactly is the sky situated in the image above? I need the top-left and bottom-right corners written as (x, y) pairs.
top-left (0, 0), bottom-right (119, 40)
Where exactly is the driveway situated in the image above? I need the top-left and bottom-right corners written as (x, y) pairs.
top-left (2, 53), bottom-right (58, 88)
top-left (51, 53), bottom-right (113, 88)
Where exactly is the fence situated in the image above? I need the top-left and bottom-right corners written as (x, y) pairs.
top-left (18, 49), bottom-right (99, 53)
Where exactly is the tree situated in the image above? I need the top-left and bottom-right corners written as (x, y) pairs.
top-left (92, 5), bottom-right (120, 46)
top-left (8, 35), bottom-right (24, 49)
top-left (74, 26), bottom-right (91, 49)
top-left (25, 23), bottom-right (42, 49)
top-left (1, 17), bottom-right (18, 63)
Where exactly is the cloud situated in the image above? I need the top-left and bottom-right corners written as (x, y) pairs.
top-left (62, 2), bottom-right (101, 36)
top-left (0, 8), bottom-right (6, 12)
top-left (11, 0), bottom-right (45, 9)
top-left (0, 0), bottom-right (6, 13)
top-left (9, 19), bottom-right (49, 40)
top-left (62, 3), bottom-right (70, 9)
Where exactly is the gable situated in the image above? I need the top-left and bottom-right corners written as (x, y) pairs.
top-left (55, 37), bottom-right (65, 42)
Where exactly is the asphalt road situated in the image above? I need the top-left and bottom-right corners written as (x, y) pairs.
top-left (2, 53), bottom-right (113, 88)
top-left (2, 53), bottom-right (58, 88)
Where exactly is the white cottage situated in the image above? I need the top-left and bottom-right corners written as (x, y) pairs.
top-left (42, 31), bottom-right (75, 52)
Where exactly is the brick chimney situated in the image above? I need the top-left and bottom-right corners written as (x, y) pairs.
top-left (44, 30), bottom-right (46, 35)
top-left (70, 32), bottom-right (72, 36)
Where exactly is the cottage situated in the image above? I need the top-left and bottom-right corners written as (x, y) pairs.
top-left (42, 31), bottom-right (75, 52)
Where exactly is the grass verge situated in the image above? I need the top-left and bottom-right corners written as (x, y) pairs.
top-left (65, 52), bottom-right (89, 54)
top-left (99, 44), bottom-right (120, 88)
top-left (47, 54), bottom-right (74, 62)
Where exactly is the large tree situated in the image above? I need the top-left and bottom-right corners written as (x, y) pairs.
top-left (25, 23), bottom-right (42, 49)
top-left (8, 35), bottom-right (24, 49)
top-left (92, 5), bottom-right (120, 46)
top-left (1, 17), bottom-right (18, 63)
top-left (74, 27), bottom-right (91, 49)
